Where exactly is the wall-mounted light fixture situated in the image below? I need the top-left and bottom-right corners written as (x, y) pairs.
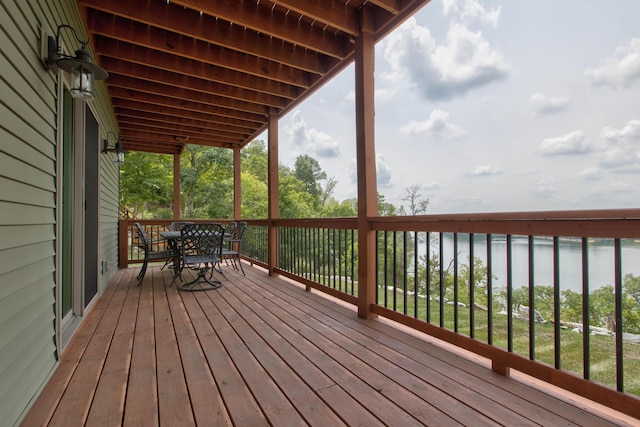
top-left (44, 24), bottom-right (108, 100)
top-left (102, 132), bottom-right (125, 165)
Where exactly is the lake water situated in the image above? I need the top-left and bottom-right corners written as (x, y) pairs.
top-left (436, 234), bottom-right (640, 293)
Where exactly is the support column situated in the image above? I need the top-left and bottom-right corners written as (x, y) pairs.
top-left (173, 153), bottom-right (181, 219)
top-left (233, 146), bottom-right (242, 219)
top-left (267, 109), bottom-right (279, 276)
top-left (355, 6), bottom-right (378, 319)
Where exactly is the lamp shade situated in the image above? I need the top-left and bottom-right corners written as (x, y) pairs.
top-left (45, 28), bottom-right (108, 101)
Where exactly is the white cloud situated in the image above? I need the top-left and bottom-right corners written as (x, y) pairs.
top-left (466, 165), bottom-right (503, 176)
top-left (424, 181), bottom-right (442, 191)
top-left (376, 154), bottom-right (393, 187)
top-left (348, 154), bottom-right (393, 188)
top-left (285, 110), bottom-right (340, 158)
top-left (442, 0), bottom-right (501, 27)
top-left (400, 109), bottom-right (466, 139)
top-left (382, 17), bottom-right (511, 101)
top-left (531, 179), bottom-right (556, 197)
top-left (598, 119), bottom-right (640, 172)
top-left (540, 130), bottom-right (590, 155)
top-left (530, 93), bottom-right (570, 116)
top-left (578, 166), bottom-right (603, 181)
top-left (585, 38), bottom-right (640, 89)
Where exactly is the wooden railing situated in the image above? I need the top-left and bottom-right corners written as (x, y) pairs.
top-left (119, 209), bottom-right (640, 419)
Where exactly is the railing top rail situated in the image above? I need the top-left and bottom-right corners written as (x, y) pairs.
top-left (370, 209), bottom-right (640, 238)
top-left (372, 208), bottom-right (640, 222)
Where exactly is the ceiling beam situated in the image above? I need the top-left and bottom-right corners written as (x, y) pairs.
top-left (87, 11), bottom-right (315, 86)
top-left (119, 123), bottom-right (242, 145)
top-left (367, 0), bottom-right (401, 15)
top-left (167, 0), bottom-right (350, 57)
top-left (121, 130), bottom-right (239, 148)
top-left (110, 91), bottom-right (267, 123)
top-left (80, 0), bottom-right (340, 72)
top-left (272, 0), bottom-right (359, 35)
top-left (114, 108), bottom-right (257, 133)
top-left (94, 37), bottom-right (301, 100)
top-left (109, 67), bottom-right (286, 114)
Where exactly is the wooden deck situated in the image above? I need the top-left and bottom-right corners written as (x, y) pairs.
top-left (22, 263), bottom-right (636, 426)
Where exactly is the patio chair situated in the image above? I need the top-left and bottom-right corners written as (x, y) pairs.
top-left (222, 221), bottom-right (247, 275)
top-left (134, 222), bottom-right (173, 285)
top-left (178, 222), bottom-right (226, 291)
top-left (162, 221), bottom-right (194, 270)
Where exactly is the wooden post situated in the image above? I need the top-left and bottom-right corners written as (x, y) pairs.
top-left (267, 109), bottom-right (279, 276)
top-left (233, 146), bottom-right (241, 220)
top-left (118, 219), bottom-right (129, 268)
top-left (355, 6), bottom-right (378, 319)
top-left (173, 153), bottom-right (181, 219)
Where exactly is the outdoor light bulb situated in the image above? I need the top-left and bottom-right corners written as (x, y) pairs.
top-left (70, 67), bottom-right (94, 100)
top-left (115, 151), bottom-right (125, 165)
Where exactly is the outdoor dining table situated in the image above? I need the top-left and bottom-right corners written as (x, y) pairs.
top-left (160, 227), bottom-right (231, 289)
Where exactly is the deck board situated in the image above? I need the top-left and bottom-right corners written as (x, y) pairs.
top-left (22, 263), bottom-right (637, 426)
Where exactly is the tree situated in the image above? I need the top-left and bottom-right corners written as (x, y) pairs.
top-left (398, 184), bottom-right (430, 216)
top-left (378, 193), bottom-right (397, 216)
top-left (180, 145), bottom-right (233, 218)
top-left (320, 177), bottom-right (337, 208)
top-left (241, 140), bottom-right (268, 183)
top-left (240, 172), bottom-right (268, 218)
top-left (321, 198), bottom-right (357, 217)
top-left (120, 151), bottom-right (173, 218)
top-left (293, 155), bottom-right (327, 202)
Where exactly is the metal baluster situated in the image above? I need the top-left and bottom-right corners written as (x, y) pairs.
top-left (582, 237), bottom-right (590, 380)
top-left (507, 234), bottom-right (513, 352)
top-left (469, 233), bottom-right (475, 339)
top-left (615, 238), bottom-right (624, 392)
top-left (529, 235), bottom-right (535, 360)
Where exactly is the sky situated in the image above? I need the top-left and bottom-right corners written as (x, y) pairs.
top-left (257, 0), bottom-right (640, 214)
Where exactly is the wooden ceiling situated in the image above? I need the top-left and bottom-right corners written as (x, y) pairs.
top-left (79, 0), bottom-right (431, 155)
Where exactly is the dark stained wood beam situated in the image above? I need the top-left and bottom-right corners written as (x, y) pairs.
top-left (79, 0), bottom-right (338, 72)
top-left (109, 86), bottom-right (270, 119)
top-left (113, 101), bottom-right (263, 128)
top-left (111, 94), bottom-right (264, 124)
top-left (116, 115), bottom-right (249, 138)
top-left (168, 0), bottom-right (350, 58)
top-left (121, 130), bottom-right (239, 148)
top-left (367, 0), bottom-right (401, 15)
top-left (94, 37), bottom-right (301, 100)
top-left (109, 71), bottom-right (286, 114)
top-left (104, 63), bottom-right (286, 110)
top-left (120, 121), bottom-right (246, 143)
top-left (272, 0), bottom-right (359, 36)
top-left (114, 108), bottom-right (257, 134)
top-left (120, 139), bottom-right (185, 154)
top-left (87, 11), bottom-right (315, 87)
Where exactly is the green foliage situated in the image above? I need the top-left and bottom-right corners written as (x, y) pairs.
top-left (500, 276), bottom-right (640, 334)
top-left (120, 151), bottom-right (173, 218)
top-left (293, 154), bottom-right (326, 202)
top-left (180, 145), bottom-right (233, 218)
top-left (240, 172), bottom-right (268, 219)
top-left (241, 140), bottom-right (268, 182)
top-left (320, 198), bottom-right (357, 217)
top-left (122, 140), bottom-right (350, 220)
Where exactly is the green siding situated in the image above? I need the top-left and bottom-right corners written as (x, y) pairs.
top-left (0, 0), bottom-right (120, 425)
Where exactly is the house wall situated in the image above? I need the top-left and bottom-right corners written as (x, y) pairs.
top-left (0, 1), bottom-right (119, 426)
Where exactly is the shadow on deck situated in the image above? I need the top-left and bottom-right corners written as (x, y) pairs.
top-left (22, 262), bottom-right (636, 426)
